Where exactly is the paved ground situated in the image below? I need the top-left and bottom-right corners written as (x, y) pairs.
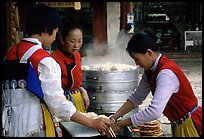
top-left (137, 53), bottom-right (202, 137)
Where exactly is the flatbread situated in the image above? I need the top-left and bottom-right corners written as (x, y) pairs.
top-left (138, 120), bottom-right (164, 137)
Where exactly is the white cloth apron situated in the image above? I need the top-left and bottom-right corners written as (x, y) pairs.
top-left (2, 44), bottom-right (44, 137)
top-left (2, 88), bottom-right (43, 136)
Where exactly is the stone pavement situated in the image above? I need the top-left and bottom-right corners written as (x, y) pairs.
top-left (138, 52), bottom-right (202, 137)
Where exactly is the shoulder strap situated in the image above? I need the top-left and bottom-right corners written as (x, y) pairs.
top-left (20, 44), bottom-right (42, 63)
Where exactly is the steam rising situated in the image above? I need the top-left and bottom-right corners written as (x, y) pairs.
top-left (81, 31), bottom-right (135, 66)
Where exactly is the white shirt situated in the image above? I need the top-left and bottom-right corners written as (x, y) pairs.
top-left (24, 38), bottom-right (76, 121)
top-left (128, 53), bottom-right (179, 127)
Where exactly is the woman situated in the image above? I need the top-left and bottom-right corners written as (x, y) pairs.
top-left (109, 30), bottom-right (202, 137)
top-left (51, 23), bottom-right (89, 113)
top-left (2, 4), bottom-right (110, 137)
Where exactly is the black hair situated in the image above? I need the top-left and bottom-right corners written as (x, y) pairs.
top-left (60, 22), bottom-right (83, 41)
top-left (25, 4), bottom-right (62, 36)
top-left (126, 29), bottom-right (160, 54)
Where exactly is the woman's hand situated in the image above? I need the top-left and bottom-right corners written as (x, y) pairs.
top-left (110, 121), bottom-right (122, 134)
top-left (92, 117), bottom-right (111, 136)
top-left (71, 111), bottom-right (111, 136)
top-left (80, 87), bottom-right (90, 110)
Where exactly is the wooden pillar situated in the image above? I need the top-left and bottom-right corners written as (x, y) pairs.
top-left (92, 2), bottom-right (107, 46)
top-left (120, 2), bottom-right (132, 30)
top-left (2, 2), bottom-right (21, 61)
top-left (6, 2), bottom-right (17, 48)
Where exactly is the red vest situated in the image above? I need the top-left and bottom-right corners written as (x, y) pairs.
top-left (6, 40), bottom-right (50, 75)
top-left (146, 55), bottom-right (202, 133)
top-left (51, 48), bottom-right (82, 91)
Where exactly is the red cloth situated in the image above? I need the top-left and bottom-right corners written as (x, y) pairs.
top-left (51, 48), bottom-right (82, 91)
top-left (6, 40), bottom-right (50, 74)
top-left (146, 55), bottom-right (202, 134)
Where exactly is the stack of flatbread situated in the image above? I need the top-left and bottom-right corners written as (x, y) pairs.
top-left (138, 120), bottom-right (163, 137)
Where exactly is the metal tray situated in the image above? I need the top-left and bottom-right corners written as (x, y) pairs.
top-left (60, 121), bottom-right (100, 137)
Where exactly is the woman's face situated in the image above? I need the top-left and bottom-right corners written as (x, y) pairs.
top-left (60, 28), bottom-right (83, 54)
top-left (129, 49), bottom-right (154, 71)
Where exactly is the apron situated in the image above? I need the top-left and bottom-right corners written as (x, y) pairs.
top-left (171, 105), bottom-right (200, 137)
top-left (2, 45), bottom-right (56, 137)
top-left (64, 88), bottom-right (86, 113)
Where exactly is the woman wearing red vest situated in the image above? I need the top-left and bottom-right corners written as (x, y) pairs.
top-left (51, 23), bottom-right (89, 113)
top-left (108, 30), bottom-right (202, 137)
top-left (2, 4), bottom-right (111, 137)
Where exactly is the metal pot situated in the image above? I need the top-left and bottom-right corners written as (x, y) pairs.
top-left (88, 91), bottom-right (132, 114)
top-left (82, 67), bottom-right (139, 115)
top-left (82, 68), bottom-right (139, 92)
